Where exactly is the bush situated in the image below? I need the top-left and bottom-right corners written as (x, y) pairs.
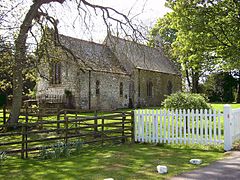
top-left (162, 92), bottom-right (211, 110)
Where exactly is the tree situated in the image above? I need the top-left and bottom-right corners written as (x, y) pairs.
top-left (5, 0), bottom-right (142, 124)
top-left (203, 72), bottom-right (237, 102)
top-left (0, 38), bottom-right (12, 96)
top-left (0, 38), bottom-right (35, 100)
top-left (150, 0), bottom-right (240, 96)
top-left (8, 0), bottom-right (63, 124)
top-left (149, 12), bottom-right (214, 93)
top-left (148, 13), bottom-right (177, 61)
top-left (166, 0), bottom-right (240, 99)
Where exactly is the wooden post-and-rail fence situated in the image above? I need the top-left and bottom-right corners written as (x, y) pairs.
top-left (1, 104), bottom-right (240, 159)
top-left (0, 110), bottom-right (133, 159)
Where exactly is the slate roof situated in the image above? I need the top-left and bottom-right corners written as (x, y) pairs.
top-left (104, 34), bottom-right (180, 75)
top-left (59, 34), bottom-right (180, 76)
top-left (59, 34), bottom-right (127, 74)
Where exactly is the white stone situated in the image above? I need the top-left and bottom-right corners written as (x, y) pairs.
top-left (189, 159), bottom-right (202, 165)
top-left (157, 165), bottom-right (168, 174)
top-left (104, 178), bottom-right (114, 180)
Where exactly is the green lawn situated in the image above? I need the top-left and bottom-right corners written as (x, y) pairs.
top-left (0, 143), bottom-right (224, 180)
top-left (211, 103), bottom-right (240, 112)
top-left (0, 105), bottom-right (230, 179)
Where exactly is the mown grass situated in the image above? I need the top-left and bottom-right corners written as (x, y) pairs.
top-left (211, 103), bottom-right (240, 112)
top-left (0, 143), bottom-right (225, 180)
top-left (0, 105), bottom-right (232, 179)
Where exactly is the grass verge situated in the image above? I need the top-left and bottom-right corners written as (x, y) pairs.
top-left (0, 143), bottom-right (225, 180)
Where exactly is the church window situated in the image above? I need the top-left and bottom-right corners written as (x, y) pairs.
top-left (167, 80), bottom-right (173, 95)
top-left (96, 80), bottom-right (100, 96)
top-left (65, 63), bottom-right (69, 77)
top-left (50, 62), bottom-right (61, 84)
top-left (147, 81), bottom-right (153, 97)
top-left (120, 82), bottom-right (123, 97)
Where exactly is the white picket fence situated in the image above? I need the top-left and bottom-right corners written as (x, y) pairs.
top-left (224, 105), bottom-right (240, 150)
top-left (232, 109), bottom-right (240, 141)
top-left (134, 105), bottom-right (240, 151)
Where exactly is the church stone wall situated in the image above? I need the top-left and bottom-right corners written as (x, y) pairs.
top-left (132, 69), bottom-right (181, 107)
top-left (77, 71), bottom-right (130, 110)
top-left (36, 62), bottom-right (130, 110)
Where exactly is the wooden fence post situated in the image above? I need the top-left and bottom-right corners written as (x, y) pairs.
top-left (25, 106), bottom-right (28, 122)
top-left (122, 112), bottom-right (126, 144)
top-left (224, 104), bottom-right (232, 151)
top-left (3, 105), bottom-right (6, 124)
top-left (101, 118), bottom-right (104, 146)
top-left (131, 110), bottom-right (135, 143)
top-left (25, 112), bottom-right (28, 158)
top-left (94, 111), bottom-right (98, 136)
top-left (64, 114), bottom-right (68, 145)
top-left (75, 111), bottom-right (78, 134)
top-left (21, 123), bottom-right (25, 159)
top-left (57, 108), bottom-right (60, 133)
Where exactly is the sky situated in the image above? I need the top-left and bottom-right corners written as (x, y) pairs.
top-left (1, 0), bottom-right (171, 44)
top-left (53, 0), bottom-right (171, 42)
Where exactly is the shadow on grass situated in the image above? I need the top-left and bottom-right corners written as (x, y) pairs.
top-left (0, 143), bottom-right (225, 180)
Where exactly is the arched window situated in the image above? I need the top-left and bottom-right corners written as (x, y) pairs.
top-left (147, 81), bottom-right (153, 97)
top-left (96, 80), bottom-right (100, 96)
top-left (167, 80), bottom-right (173, 95)
top-left (120, 82), bottom-right (123, 97)
top-left (50, 62), bottom-right (61, 84)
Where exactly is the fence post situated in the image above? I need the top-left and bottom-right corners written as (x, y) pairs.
top-left (21, 123), bottom-right (25, 159)
top-left (101, 118), bottom-right (104, 146)
top-left (25, 107), bottom-right (28, 158)
top-left (57, 108), bottom-right (60, 133)
top-left (3, 105), bottom-right (6, 124)
top-left (94, 111), bottom-right (98, 137)
top-left (131, 111), bottom-right (135, 143)
top-left (122, 112), bottom-right (126, 144)
top-left (25, 115), bottom-right (28, 158)
top-left (224, 104), bottom-right (232, 151)
top-left (64, 111), bottom-right (68, 145)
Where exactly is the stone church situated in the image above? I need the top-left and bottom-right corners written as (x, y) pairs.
top-left (36, 34), bottom-right (181, 110)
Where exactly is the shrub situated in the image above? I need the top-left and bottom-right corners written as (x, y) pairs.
top-left (162, 92), bottom-right (211, 110)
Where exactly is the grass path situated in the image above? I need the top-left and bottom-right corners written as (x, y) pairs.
top-left (0, 143), bottom-right (224, 180)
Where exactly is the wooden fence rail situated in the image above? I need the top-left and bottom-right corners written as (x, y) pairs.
top-left (0, 111), bottom-right (133, 159)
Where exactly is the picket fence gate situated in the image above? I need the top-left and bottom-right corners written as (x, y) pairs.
top-left (134, 105), bottom-right (240, 151)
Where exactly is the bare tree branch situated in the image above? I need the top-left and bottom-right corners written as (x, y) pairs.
top-left (77, 0), bottom-right (145, 41)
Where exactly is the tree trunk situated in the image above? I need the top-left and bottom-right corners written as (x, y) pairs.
top-left (8, 0), bottom-right (65, 124)
top-left (185, 69), bottom-right (191, 92)
top-left (8, 48), bottom-right (24, 124)
top-left (191, 70), bottom-right (199, 93)
top-left (237, 84), bottom-right (240, 103)
top-left (236, 70), bottom-right (240, 103)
